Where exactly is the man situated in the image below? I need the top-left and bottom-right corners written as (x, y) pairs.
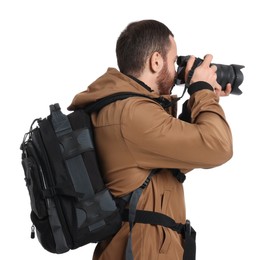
top-left (68, 19), bottom-right (233, 260)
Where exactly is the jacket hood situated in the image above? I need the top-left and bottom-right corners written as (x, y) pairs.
top-left (67, 68), bottom-right (161, 111)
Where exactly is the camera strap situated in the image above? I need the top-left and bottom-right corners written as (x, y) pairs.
top-left (185, 58), bottom-right (203, 88)
top-left (174, 57), bottom-right (203, 103)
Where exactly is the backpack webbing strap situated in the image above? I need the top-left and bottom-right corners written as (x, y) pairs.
top-left (85, 92), bottom-right (153, 114)
top-left (85, 92), bottom-right (172, 114)
top-left (122, 210), bottom-right (196, 260)
top-left (122, 168), bottom-right (195, 260)
top-left (49, 104), bottom-right (95, 198)
top-left (125, 169), bottom-right (158, 260)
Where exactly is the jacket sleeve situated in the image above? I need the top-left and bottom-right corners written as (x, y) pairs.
top-left (121, 88), bottom-right (233, 172)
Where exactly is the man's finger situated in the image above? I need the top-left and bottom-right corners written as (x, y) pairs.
top-left (186, 55), bottom-right (196, 72)
top-left (202, 54), bottom-right (213, 67)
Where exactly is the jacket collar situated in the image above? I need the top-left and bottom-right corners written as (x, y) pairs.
top-left (127, 75), bottom-right (154, 93)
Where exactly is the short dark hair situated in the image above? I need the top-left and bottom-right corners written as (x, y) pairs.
top-left (116, 19), bottom-right (174, 76)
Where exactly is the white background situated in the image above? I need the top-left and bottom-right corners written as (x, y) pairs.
top-left (1, 0), bottom-right (263, 259)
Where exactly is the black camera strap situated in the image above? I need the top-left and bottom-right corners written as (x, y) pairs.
top-left (174, 57), bottom-right (204, 103)
top-left (185, 58), bottom-right (203, 88)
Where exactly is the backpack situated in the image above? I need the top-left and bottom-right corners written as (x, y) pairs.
top-left (20, 92), bottom-right (196, 259)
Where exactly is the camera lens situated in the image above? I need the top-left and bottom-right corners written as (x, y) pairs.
top-left (176, 56), bottom-right (244, 95)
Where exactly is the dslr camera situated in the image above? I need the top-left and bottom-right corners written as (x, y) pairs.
top-left (176, 55), bottom-right (245, 95)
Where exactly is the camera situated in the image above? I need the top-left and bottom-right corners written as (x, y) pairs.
top-left (175, 55), bottom-right (245, 95)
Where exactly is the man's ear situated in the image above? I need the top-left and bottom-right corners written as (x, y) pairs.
top-left (149, 52), bottom-right (163, 73)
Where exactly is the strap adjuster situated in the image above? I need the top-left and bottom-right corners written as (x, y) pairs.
top-left (172, 169), bottom-right (186, 183)
top-left (140, 177), bottom-right (151, 189)
top-left (185, 219), bottom-right (191, 236)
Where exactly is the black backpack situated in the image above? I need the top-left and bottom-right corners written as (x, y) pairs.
top-left (20, 92), bottom-right (196, 259)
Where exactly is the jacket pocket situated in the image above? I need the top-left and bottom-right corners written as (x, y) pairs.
top-left (159, 189), bottom-right (172, 254)
top-left (159, 227), bottom-right (171, 254)
top-left (161, 189), bottom-right (171, 212)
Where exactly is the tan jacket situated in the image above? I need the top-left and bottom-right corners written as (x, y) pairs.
top-left (68, 68), bottom-right (233, 260)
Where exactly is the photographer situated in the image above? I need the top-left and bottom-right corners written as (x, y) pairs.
top-left (68, 19), bottom-right (233, 260)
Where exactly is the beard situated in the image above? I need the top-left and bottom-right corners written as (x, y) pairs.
top-left (156, 62), bottom-right (176, 95)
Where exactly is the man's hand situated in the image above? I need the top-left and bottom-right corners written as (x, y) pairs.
top-left (218, 83), bottom-right (232, 97)
top-left (185, 54), bottom-right (232, 97)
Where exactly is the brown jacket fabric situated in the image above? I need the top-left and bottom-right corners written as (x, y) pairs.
top-left (68, 68), bottom-right (233, 260)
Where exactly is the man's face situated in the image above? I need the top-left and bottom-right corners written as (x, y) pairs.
top-left (157, 36), bottom-right (177, 95)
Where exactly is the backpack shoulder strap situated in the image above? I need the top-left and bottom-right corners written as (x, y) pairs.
top-left (84, 91), bottom-right (172, 114)
top-left (123, 169), bottom-right (193, 260)
top-left (125, 169), bottom-right (158, 260)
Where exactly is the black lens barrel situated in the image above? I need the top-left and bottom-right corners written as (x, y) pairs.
top-left (176, 56), bottom-right (244, 95)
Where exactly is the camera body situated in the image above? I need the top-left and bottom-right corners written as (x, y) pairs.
top-left (176, 55), bottom-right (245, 95)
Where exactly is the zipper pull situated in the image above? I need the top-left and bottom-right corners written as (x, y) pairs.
top-left (31, 225), bottom-right (35, 239)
